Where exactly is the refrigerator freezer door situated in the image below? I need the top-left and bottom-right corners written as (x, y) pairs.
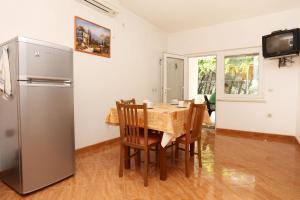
top-left (18, 41), bottom-right (73, 81)
top-left (19, 83), bottom-right (75, 194)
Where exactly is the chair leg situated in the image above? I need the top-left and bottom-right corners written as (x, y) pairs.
top-left (197, 139), bottom-right (202, 168)
top-left (144, 148), bottom-right (149, 186)
top-left (135, 150), bottom-right (141, 168)
top-left (190, 143), bottom-right (195, 156)
top-left (175, 142), bottom-right (179, 162)
top-left (119, 144), bottom-right (124, 177)
top-left (124, 146), bottom-right (130, 169)
top-left (185, 144), bottom-right (190, 178)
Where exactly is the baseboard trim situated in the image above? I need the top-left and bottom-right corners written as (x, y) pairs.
top-left (216, 128), bottom-right (298, 144)
top-left (75, 137), bottom-right (120, 155)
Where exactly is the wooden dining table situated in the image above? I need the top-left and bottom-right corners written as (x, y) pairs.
top-left (105, 103), bottom-right (212, 180)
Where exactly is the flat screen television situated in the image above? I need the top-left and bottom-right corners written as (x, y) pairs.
top-left (262, 28), bottom-right (300, 58)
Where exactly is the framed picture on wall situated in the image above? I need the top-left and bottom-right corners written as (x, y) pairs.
top-left (74, 16), bottom-right (111, 58)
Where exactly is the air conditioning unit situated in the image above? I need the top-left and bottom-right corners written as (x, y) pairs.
top-left (80, 0), bottom-right (119, 17)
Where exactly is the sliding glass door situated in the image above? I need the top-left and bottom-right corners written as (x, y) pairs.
top-left (189, 55), bottom-right (217, 125)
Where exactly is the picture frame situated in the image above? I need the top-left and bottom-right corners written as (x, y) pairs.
top-left (74, 16), bottom-right (111, 58)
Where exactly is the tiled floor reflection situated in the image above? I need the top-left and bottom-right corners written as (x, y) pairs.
top-left (0, 130), bottom-right (300, 200)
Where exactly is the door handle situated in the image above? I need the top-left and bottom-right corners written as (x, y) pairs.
top-left (18, 81), bottom-right (72, 88)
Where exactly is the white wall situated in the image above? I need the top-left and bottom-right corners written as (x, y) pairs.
top-left (0, 0), bottom-right (166, 149)
top-left (168, 8), bottom-right (300, 136)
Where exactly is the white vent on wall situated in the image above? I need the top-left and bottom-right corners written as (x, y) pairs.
top-left (80, 0), bottom-right (118, 17)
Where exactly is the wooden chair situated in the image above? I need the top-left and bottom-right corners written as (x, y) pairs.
top-left (175, 103), bottom-right (206, 177)
top-left (120, 98), bottom-right (160, 168)
top-left (116, 102), bottom-right (161, 186)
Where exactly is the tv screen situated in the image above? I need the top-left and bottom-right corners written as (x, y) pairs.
top-left (265, 32), bottom-right (294, 54)
top-left (262, 28), bottom-right (300, 58)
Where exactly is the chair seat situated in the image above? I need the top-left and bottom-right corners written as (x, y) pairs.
top-left (125, 133), bottom-right (161, 146)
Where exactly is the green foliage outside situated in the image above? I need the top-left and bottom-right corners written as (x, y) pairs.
top-left (224, 54), bottom-right (259, 95)
top-left (197, 54), bottom-right (259, 95)
top-left (198, 56), bottom-right (216, 94)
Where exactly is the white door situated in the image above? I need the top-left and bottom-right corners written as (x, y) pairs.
top-left (162, 54), bottom-right (186, 103)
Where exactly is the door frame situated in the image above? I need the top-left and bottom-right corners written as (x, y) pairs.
top-left (162, 53), bottom-right (187, 103)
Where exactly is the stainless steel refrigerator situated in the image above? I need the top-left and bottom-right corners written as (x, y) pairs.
top-left (0, 37), bottom-right (75, 194)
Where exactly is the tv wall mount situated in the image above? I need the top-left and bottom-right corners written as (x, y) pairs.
top-left (278, 56), bottom-right (295, 68)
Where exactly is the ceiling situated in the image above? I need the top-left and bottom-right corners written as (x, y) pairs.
top-left (119, 0), bottom-right (300, 32)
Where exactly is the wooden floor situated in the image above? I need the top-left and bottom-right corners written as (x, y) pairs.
top-left (1, 130), bottom-right (300, 200)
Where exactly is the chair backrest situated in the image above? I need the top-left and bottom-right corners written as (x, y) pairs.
top-left (116, 101), bottom-right (148, 147)
top-left (120, 98), bottom-right (136, 104)
top-left (185, 103), bottom-right (206, 143)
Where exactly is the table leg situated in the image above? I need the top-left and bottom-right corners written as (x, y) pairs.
top-left (159, 144), bottom-right (167, 181)
top-left (124, 146), bottom-right (130, 169)
top-left (155, 145), bottom-right (159, 168)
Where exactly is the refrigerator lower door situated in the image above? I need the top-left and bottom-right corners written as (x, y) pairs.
top-left (18, 81), bottom-right (74, 194)
top-left (0, 40), bottom-right (22, 193)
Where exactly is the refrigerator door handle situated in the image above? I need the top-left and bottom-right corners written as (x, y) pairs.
top-left (19, 81), bottom-right (72, 88)
top-left (18, 79), bottom-right (72, 88)
top-left (26, 78), bottom-right (72, 84)
top-left (18, 76), bottom-right (72, 87)
top-left (19, 76), bottom-right (72, 83)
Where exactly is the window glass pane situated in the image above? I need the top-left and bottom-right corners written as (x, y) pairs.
top-left (224, 54), bottom-right (259, 95)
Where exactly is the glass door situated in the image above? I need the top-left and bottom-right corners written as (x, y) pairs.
top-left (188, 55), bottom-right (217, 125)
top-left (162, 54), bottom-right (186, 103)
